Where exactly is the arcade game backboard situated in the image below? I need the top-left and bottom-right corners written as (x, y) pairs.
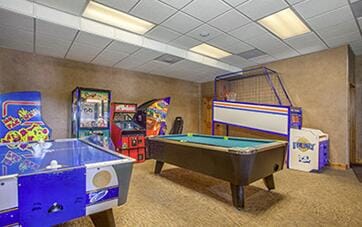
top-left (72, 87), bottom-right (111, 138)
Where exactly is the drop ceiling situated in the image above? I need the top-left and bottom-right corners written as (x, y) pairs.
top-left (0, 0), bottom-right (361, 83)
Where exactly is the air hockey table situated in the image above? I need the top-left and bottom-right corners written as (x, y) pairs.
top-left (0, 136), bottom-right (134, 227)
top-left (147, 134), bottom-right (287, 209)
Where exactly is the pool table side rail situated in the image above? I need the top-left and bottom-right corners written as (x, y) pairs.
top-left (158, 133), bottom-right (282, 143)
top-left (147, 135), bottom-right (287, 155)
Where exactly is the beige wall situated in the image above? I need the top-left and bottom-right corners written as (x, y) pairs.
top-left (0, 48), bottom-right (200, 139)
top-left (355, 55), bottom-right (362, 163)
top-left (202, 46), bottom-right (350, 165)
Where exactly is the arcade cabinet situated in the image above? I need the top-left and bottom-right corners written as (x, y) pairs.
top-left (71, 87), bottom-right (111, 138)
top-left (134, 97), bottom-right (171, 136)
top-left (0, 91), bottom-right (51, 143)
top-left (110, 103), bottom-right (145, 162)
top-left (134, 97), bottom-right (170, 159)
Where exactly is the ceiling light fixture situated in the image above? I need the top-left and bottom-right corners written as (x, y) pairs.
top-left (190, 43), bottom-right (231, 59)
top-left (83, 1), bottom-right (155, 34)
top-left (258, 8), bottom-right (310, 39)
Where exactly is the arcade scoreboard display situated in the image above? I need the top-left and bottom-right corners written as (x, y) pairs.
top-left (72, 87), bottom-right (111, 138)
top-left (0, 136), bottom-right (134, 226)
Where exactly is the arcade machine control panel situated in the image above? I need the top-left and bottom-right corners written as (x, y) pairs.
top-left (111, 103), bottom-right (145, 162)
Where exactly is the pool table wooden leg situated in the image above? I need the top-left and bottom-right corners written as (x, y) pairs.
top-left (263, 174), bottom-right (275, 191)
top-left (154, 160), bottom-right (164, 174)
top-left (89, 209), bottom-right (116, 227)
top-left (230, 183), bottom-right (244, 210)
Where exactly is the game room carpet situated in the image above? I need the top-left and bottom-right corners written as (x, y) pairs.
top-left (63, 161), bottom-right (362, 227)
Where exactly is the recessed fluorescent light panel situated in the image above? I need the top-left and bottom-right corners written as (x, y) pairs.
top-left (83, 1), bottom-right (155, 34)
top-left (190, 43), bottom-right (231, 59)
top-left (258, 8), bottom-right (310, 39)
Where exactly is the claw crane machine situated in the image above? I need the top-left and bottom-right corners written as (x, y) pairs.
top-left (71, 87), bottom-right (111, 138)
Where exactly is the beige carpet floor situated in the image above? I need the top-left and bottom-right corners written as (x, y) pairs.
top-left (64, 160), bottom-right (362, 227)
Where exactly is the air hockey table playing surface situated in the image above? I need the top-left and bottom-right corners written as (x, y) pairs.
top-left (0, 137), bottom-right (134, 227)
top-left (147, 134), bottom-right (287, 209)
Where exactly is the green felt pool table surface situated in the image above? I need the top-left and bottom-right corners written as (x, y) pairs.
top-left (158, 134), bottom-right (275, 148)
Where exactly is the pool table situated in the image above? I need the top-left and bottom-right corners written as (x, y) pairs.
top-left (147, 134), bottom-right (287, 209)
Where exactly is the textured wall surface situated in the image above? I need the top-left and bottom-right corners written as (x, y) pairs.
top-left (202, 46), bottom-right (350, 165)
top-left (355, 55), bottom-right (362, 163)
top-left (0, 48), bottom-right (200, 139)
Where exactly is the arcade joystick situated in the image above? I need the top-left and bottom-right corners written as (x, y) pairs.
top-left (46, 160), bottom-right (62, 169)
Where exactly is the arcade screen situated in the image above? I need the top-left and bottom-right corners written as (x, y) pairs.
top-left (79, 90), bottom-right (109, 129)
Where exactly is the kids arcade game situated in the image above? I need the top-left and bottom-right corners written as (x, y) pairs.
top-left (72, 87), bottom-right (111, 138)
top-left (110, 103), bottom-right (145, 162)
top-left (134, 97), bottom-right (171, 158)
top-left (0, 91), bottom-right (51, 144)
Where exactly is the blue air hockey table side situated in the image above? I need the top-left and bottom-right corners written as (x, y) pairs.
top-left (0, 137), bottom-right (134, 227)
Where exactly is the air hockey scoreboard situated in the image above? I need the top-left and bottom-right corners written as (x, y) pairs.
top-left (0, 136), bottom-right (134, 227)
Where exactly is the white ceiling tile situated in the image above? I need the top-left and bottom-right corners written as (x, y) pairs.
top-left (244, 33), bottom-right (284, 52)
top-left (293, 0), bottom-right (348, 19)
top-left (182, 0), bottom-right (231, 22)
top-left (92, 49), bottom-right (129, 66)
top-left (0, 25), bottom-right (33, 44)
top-left (187, 24), bottom-right (223, 41)
top-left (36, 32), bottom-right (72, 51)
top-left (208, 9), bottom-right (250, 32)
top-left (36, 45), bottom-right (68, 58)
top-left (145, 26), bottom-right (182, 42)
top-left (268, 46), bottom-right (299, 59)
top-left (94, 0), bottom-right (139, 12)
top-left (236, 0), bottom-right (288, 20)
top-left (306, 6), bottom-right (355, 30)
top-left (323, 31), bottom-right (361, 47)
top-left (161, 11), bottom-right (202, 34)
top-left (222, 0), bottom-right (249, 7)
top-left (316, 20), bottom-right (359, 40)
top-left (221, 55), bottom-right (254, 67)
top-left (35, 0), bottom-right (88, 15)
top-left (286, 0), bottom-right (306, 4)
top-left (66, 42), bottom-right (104, 62)
top-left (350, 0), bottom-right (361, 3)
top-left (229, 22), bottom-right (267, 41)
top-left (36, 20), bottom-right (77, 41)
top-left (159, 0), bottom-right (193, 9)
top-left (130, 0), bottom-right (177, 24)
top-left (75, 31), bottom-right (112, 48)
top-left (134, 60), bottom-right (172, 74)
top-left (0, 26), bottom-right (33, 53)
top-left (127, 48), bottom-right (163, 63)
top-left (249, 54), bottom-right (275, 64)
top-left (350, 39), bottom-right (362, 50)
top-left (285, 32), bottom-right (327, 54)
top-left (207, 34), bottom-right (253, 54)
top-left (0, 8), bottom-right (33, 31)
top-left (106, 41), bottom-right (140, 54)
top-left (168, 35), bottom-right (202, 49)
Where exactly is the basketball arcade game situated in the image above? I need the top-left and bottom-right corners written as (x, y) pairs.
top-left (72, 87), bottom-right (111, 138)
top-left (110, 103), bottom-right (145, 162)
top-left (212, 67), bottom-right (328, 172)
